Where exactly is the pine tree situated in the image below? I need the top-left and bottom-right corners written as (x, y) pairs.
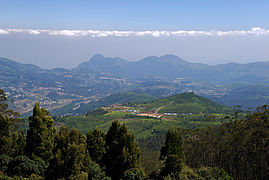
top-left (46, 126), bottom-right (91, 179)
top-left (25, 102), bottom-right (56, 165)
top-left (103, 120), bottom-right (140, 180)
top-left (0, 113), bottom-right (12, 155)
top-left (160, 127), bottom-right (185, 162)
top-left (0, 89), bottom-right (20, 156)
top-left (11, 130), bottom-right (26, 156)
top-left (86, 128), bottom-right (106, 164)
top-left (160, 154), bottom-right (184, 178)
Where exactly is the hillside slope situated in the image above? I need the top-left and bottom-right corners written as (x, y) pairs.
top-left (135, 92), bottom-right (232, 114)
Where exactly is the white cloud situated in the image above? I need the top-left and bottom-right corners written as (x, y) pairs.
top-left (0, 29), bottom-right (9, 34)
top-left (0, 27), bottom-right (269, 37)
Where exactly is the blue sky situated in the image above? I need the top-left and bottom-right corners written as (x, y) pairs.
top-left (0, 0), bottom-right (269, 68)
top-left (1, 0), bottom-right (269, 30)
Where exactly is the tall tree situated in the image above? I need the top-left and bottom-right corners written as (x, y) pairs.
top-left (0, 89), bottom-right (20, 156)
top-left (86, 128), bottom-right (106, 164)
top-left (25, 102), bottom-right (56, 165)
top-left (160, 127), bottom-right (185, 162)
top-left (46, 126), bottom-right (91, 179)
top-left (102, 120), bottom-right (140, 180)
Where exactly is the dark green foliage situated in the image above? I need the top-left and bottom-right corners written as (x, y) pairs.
top-left (8, 156), bottom-right (46, 177)
top-left (0, 89), bottom-right (20, 156)
top-left (86, 128), bottom-right (106, 164)
top-left (140, 148), bottom-right (163, 177)
top-left (122, 168), bottom-right (146, 180)
top-left (88, 161), bottom-right (111, 180)
top-left (0, 154), bottom-right (13, 172)
top-left (25, 102), bottom-right (56, 165)
top-left (103, 120), bottom-right (140, 180)
top-left (11, 130), bottom-right (26, 157)
top-left (196, 167), bottom-right (234, 180)
top-left (0, 155), bottom-right (45, 177)
top-left (160, 127), bottom-right (185, 162)
top-left (160, 155), bottom-right (184, 178)
top-left (184, 105), bottom-right (269, 180)
top-left (46, 126), bottom-right (91, 180)
top-left (0, 113), bottom-right (12, 155)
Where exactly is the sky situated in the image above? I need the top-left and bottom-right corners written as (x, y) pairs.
top-left (0, 0), bottom-right (269, 69)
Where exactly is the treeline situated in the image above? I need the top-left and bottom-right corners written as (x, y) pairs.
top-left (183, 105), bottom-right (269, 180)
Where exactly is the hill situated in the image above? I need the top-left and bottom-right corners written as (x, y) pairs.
top-left (58, 92), bottom-right (234, 138)
top-left (133, 92), bottom-right (232, 114)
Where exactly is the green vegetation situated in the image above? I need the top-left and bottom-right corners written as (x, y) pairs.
top-left (57, 93), bottom-right (234, 139)
top-left (135, 92), bottom-right (232, 114)
top-left (25, 102), bottom-right (56, 165)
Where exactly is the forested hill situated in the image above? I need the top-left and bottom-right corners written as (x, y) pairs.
top-left (129, 92), bottom-right (232, 114)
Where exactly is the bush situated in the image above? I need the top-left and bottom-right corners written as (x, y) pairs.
top-left (122, 168), bottom-right (146, 180)
top-left (7, 156), bottom-right (45, 177)
top-left (88, 161), bottom-right (111, 180)
top-left (196, 167), bottom-right (234, 180)
top-left (179, 165), bottom-right (198, 180)
top-left (0, 154), bottom-right (13, 172)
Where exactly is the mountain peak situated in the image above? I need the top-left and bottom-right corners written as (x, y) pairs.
top-left (91, 54), bottom-right (104, 60)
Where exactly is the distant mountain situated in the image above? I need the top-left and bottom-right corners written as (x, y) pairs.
top-left (209, 84), bottom-right (269, 109)
top-left (134, 92), bottom-right (232, 114)
top-left (0, 57), bottom-right (135, 115)
top-left (0, 57), bottom-right (42, 73)
top-left (76, 54), bottom-right (269, 84)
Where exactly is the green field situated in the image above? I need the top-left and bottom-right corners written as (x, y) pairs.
top-left (61, 110), bottom-right (231, 139)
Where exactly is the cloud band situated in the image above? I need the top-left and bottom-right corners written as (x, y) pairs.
top-left (0, 27), bottom-right (269, 37)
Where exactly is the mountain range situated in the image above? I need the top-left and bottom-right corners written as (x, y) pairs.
top-left (76, 54), bottom-right (269, 84)
top-left (1, 54), bottom-right (269, 115)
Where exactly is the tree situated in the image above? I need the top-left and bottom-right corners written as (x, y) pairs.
top-left (160, 127), bottom-right (185, 162)
top-left (0, 113), bottom-right (12, 155)
top-left (11, 130), bottom-right (26, 156)
top-left (0, 89), bottom-right (20, 156)
top-left (0, 89), bottom-right (19, 118)
top-left (88, 161), bottom-right (111, 180)
top-left (25, 102), bottom-right (56, 165)
top-left (160, 154), bottom-right (184, 178)
top-left (46, 126), bottom-right (91, 179)
top-left (102, 120), bottom-right (140, 180)
top-left (86, 128), bottom-right (106, 164)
